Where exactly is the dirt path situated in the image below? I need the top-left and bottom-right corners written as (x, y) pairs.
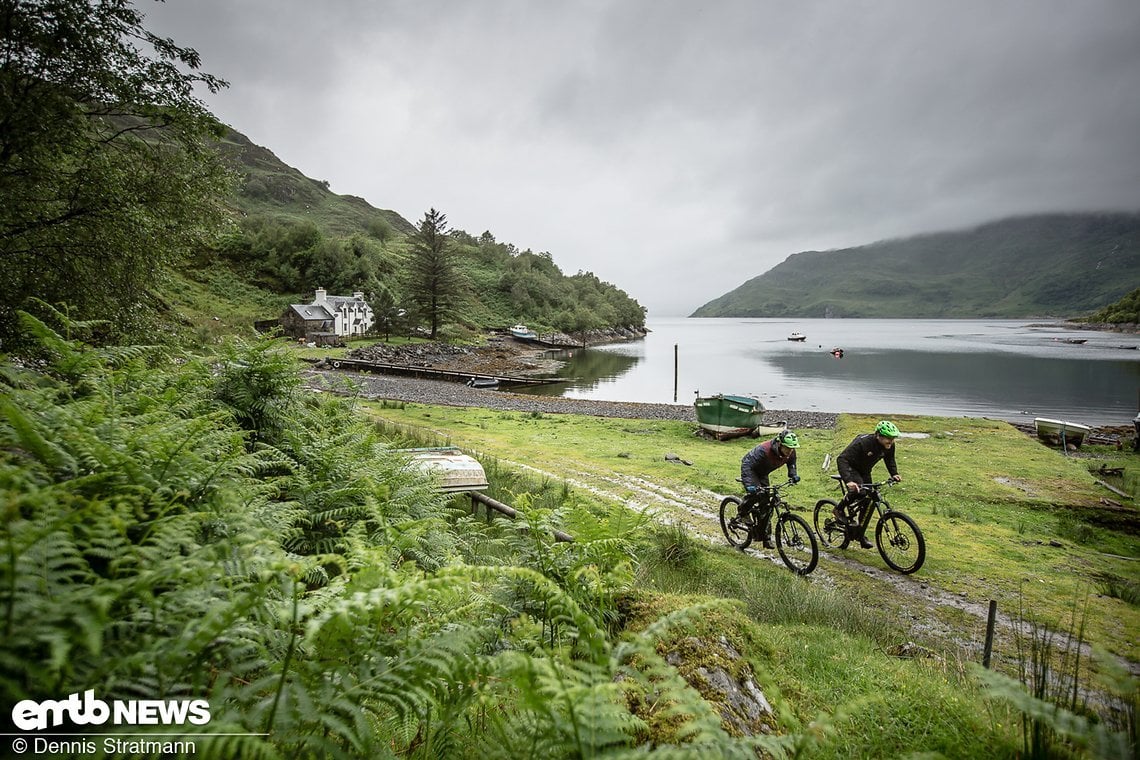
top-left (489, 454), bottom-right (1139, 677)
top-left (361, 391), bottom-right (1138, 677)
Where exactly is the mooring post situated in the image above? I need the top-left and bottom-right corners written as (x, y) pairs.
top-left (665, 344), bottom-right (674, 403)
top-left (982, 599), bottom-right (998, 668)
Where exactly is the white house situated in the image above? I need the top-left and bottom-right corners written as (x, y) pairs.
top-left (281, 288), bottom-right (374, 340)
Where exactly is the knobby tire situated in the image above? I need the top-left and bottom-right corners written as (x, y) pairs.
top-left (719, 496), bottom-right (753, 550)
top-left (776, 513), bottom-right (818, 575)
top-left (813, 499), bottom-right (848, 549)
top-left (876, 510), bottom-right (926, 574)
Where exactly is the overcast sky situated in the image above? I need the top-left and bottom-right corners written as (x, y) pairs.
top-left (144, 0), bottom-right (1140, 317)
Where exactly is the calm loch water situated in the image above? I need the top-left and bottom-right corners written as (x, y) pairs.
top-left (519, 318), bottom-right (1140, 426)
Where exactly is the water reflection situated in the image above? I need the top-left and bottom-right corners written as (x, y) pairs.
top-left (523, 347), bottom-right (641, 397)
top-left (771, 349), bottom-right (1140, 422)
top-left (511, 319), bottom-right (1139, 424)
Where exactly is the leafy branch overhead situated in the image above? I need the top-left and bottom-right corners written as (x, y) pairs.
top-left (0, 0), bottom-right (235, 346)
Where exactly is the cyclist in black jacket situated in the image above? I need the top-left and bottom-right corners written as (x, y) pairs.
top-left (738, 430), bottom-right (801, 548)
top-left (835, 420), bottom-right (903, 548)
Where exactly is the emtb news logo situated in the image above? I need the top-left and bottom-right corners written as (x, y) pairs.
top-left (11, 690), bottom-right (210, 731)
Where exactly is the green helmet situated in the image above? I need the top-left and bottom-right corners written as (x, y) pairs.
top-left (778, 430), bottom-right (800, 448)
top-left (875, 420), bottom-right (900, 438)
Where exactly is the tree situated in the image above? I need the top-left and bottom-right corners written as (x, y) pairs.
top-left (0, 0), bottom-right (234, 345)
top-left (404, 208), bottom-right (467, 339)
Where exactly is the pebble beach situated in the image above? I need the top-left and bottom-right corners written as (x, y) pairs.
top-left (304, 368), bottom-right (840, 430)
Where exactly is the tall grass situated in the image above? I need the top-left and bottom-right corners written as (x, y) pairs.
top-left (974, 590), bottom-right (1138, 760)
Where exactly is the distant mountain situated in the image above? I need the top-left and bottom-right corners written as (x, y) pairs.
top-left (691, 213), bottom-right (1140, 319)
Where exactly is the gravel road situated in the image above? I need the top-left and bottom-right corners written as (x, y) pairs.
top-left (304, 368), bottom-right (839, 430)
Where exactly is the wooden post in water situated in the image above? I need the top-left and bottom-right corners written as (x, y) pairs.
top-left (665, 344), bottom-right (674, 403)
top-left (982, 599), bottom-right (998, 668)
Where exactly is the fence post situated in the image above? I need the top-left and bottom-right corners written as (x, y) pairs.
top-left (982, 599), bottom-right (998, 668)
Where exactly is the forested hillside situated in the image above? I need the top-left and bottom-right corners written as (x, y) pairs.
top-left (181, 127), bottom-right (645, 342)
top-left (0, 4), bottom-right (643, 350)
top-left (1080, 286), bottom-right (1140, 325)
top-left (692, 213), bottom-right (1140, 319)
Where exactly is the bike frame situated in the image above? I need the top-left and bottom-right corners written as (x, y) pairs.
top-left (743, 479), bottom-right (796, 522)
top-left (843, 480), bottom-right (895, 538)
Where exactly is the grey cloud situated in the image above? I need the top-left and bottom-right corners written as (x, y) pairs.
top-left (144, 0), bottom-right (1140, 316)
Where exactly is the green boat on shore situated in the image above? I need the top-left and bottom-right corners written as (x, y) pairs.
top-left (693, 393), bottom-right (765, 440)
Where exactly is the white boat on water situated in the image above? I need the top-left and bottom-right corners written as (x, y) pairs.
top-left (1034, 417), bottom-right (1092, 448)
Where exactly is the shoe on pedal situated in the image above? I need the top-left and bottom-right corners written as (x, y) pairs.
top-left (858, 537), bottom-right (874, 549)
top-left (762, 536), bottom-right (776, 549)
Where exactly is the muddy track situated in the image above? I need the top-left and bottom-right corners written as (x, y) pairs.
top-left (495, 457), bottom-right (1140, 677)
top-left (359, 392), bottom-right (1138, 677)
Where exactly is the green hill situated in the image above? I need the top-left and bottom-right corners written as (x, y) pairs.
top-left (1080, 286), bottom-right (1140, 325)
top-left (691, 213), bottom-right (1140, 319)
top-left (173, 127), bottom-right (645, 342)
top-left (213, 128), bottom-right (417, 239)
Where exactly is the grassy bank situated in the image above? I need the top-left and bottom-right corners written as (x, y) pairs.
top-left (364, 401), bottom-right (1140, 668)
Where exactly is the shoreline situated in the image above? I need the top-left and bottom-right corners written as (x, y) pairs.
top-left (306, 368), bottom-right (1131, 444)
top-left (304, 369), bottom-right (838, 430)
top-left (318, 335), bottom-right (1133, 439)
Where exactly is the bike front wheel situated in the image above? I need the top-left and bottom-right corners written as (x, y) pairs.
top-left (776, 513), bottom-right (818, 575)
top-left (876, 510), bottom-right (926, 574)
top-left (719, 496), bottom-right (753, 549)
top-left (813, 499), bottom-right (848, 549)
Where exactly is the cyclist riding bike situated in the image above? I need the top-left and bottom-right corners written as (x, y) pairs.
top-left (739, 430), bottom-right (801, 548)
top-left (834, 420), bottom-right (903, 549)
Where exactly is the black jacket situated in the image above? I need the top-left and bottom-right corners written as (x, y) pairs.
top-left (836, 433), bottom-right (898, 483)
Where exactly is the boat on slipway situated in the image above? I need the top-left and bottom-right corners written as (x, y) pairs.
top-left (509, 324), bottom-right (538, 341)
top-left (1034, 417), bottom-right (1092, 449)
top-left (693, 393), bottom-right (765, 440)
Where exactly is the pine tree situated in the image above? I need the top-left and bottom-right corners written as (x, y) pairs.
top-left (405, 208), bottom-right (468, 338)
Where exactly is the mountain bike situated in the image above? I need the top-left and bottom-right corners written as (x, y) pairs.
top-left (813, 477), bottom-right (926, 574)
top-left (719, 479), bottom-right (819, 575)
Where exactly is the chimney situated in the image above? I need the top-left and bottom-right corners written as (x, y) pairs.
top-left (352, 291), bottom-right (364, 300)
top-left (313, 288), bottom-right (326, 304)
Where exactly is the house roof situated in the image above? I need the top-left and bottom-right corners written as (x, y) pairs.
top-left (287, 294), bottom-right (372, 322)
top-left (289, 304), bottom-right (334, 321)
top-left (324, 295), bottom-right (370, 310)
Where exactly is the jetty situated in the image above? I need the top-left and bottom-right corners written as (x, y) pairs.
top-left (321, 356), bottom-right (560, 387)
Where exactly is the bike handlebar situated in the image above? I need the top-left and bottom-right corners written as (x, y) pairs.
top-left (861, 479), bottom-right (898, 490)
top-left (737, 478), bottom-right (799, 495)
top-left (763, 479), bottom-right (799, 493)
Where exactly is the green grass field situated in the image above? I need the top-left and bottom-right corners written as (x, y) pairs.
top-left (364, 402), bottom-right (1140, 669)
top-left (359, 400), bottom-right (1139, 755)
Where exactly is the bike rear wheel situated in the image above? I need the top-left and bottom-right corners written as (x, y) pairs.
top-left (813, 499), bottom-right (848, 549)
top-left (776, 513), bottom-right (818, 575)
top-left (719, 496), bottom-right (753, 549)
top-left (876, 510), bottom-right (926, 574)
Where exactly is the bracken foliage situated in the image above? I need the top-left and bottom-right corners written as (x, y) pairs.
top-left (0, 311), bottom-right (799, 757)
